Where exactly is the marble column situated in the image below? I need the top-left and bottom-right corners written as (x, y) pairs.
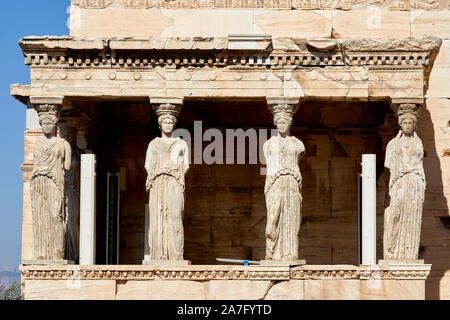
top-left (261, 97), bottom-right (306, 266)
top-left (380, 99), bottom-right (427, 265)
top-left (25, 96), bottom-right (73, 265)
top-left (80, 154), bottom-right (96, 266)
top-left (143, 97), bottom-right (191, 266)
top-left (361, 154), bottom-right (377, 265)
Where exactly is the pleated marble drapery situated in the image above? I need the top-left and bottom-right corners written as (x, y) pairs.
top-left (145, 137), bottom-right (189, 260)
top-left (383, 131), bottom-right (426, 260)
top-left (264, 135), bottom-right (305, 260)
top-left (31, 137), bottom-right (71, 260)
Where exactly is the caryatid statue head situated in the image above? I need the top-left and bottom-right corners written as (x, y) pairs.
top-left (274, 112), bottom-right (293, 136)
top-left (397, 104), bottom-right (419, 136)
top-left (153, 103), bottom-right (182, 137)
top-left (269, 103), bottom-right (299, 136)
top-left (37, 104), bottom-right (60, 138)
top-left (158, 114), bottom-right (178, 135)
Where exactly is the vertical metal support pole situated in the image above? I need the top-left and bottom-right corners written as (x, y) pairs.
top-left (106, 172), bottom-right (120, 265)
top-left (80, 154), bottom-right (96, 265)
top-left (358, 173), bottom-right (362, 264)
top-left (362, 154), bottom-right (376, 265)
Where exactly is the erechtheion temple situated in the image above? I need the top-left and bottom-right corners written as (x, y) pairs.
top-left (11, 0), bottom-right (449, 300)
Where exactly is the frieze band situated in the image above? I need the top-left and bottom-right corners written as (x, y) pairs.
top-left (20, 265), bottom-right (431, 281)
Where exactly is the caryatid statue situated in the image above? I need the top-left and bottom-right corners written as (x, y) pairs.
top-left (30, 100), bottom-right (72, 261)
top-left (144, 99), bottom-right (190, 262)
top-left (383, 103), bottom-right (426, 261)
top-left (59, 113), bottom-right (81, 263)
top-left (264, 98), bottom-right (305, 262)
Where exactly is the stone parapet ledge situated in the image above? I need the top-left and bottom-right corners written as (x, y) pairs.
top-left (20, 264), bottom-right (432, 282)
top-left (19, 35), bottom-right (442, 51)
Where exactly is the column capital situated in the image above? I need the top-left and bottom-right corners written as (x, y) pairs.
top-left (266, 96), bottom-right (301, 118)
top-left (29, 96), bottom-right (64, 106)
top-left (266, 96), bottom-right (301, 106)
top-left (390, 97), bottom-right (424, 110)
top-left (149, 97), bottom-right (184, 106)
top-left (389, 98), bottom-right (424, 123)
top-left (30, 96), bottom-right (65, 117)
top-left (149, 97), bottom-right (184, 118)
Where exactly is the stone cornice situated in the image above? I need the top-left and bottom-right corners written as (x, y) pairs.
top-left (73, 0), bottom-right (446, 10)
top-left (343, 37), bottom-right (442, 53)
top-left (19, 264), bottom-right (432, 281)
top-left (344, 37), bottom-right (442, 67)
top-left (19, 36), bottom-right (441, 69)
top-left (10, 84), bottom-right (31, 104)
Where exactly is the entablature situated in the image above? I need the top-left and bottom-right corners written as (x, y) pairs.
top-left (12, 35), bottom-right (441, 103)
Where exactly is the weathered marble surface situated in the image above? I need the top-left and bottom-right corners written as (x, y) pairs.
top-left (264, 98), bottom-right (305, 261)
top-left (383, 103), bottom-right (426, 261)
top-left (69, 2), bottom-right (450, 38)
top-left (144, 101), bottom-right (189, 261)
top-left (12, 35), bottom-right (440, 102)
top-left (71, 0), bottom-right (449, 10)
top-left (19, 264), bottom-right (432, 300)
top-left (30, 103), bottom-right (72, 261)
top-left (12, 0), bottom-right (449, 300)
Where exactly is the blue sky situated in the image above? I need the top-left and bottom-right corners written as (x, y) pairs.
top-left (0, 0), bottom-right (71, 267)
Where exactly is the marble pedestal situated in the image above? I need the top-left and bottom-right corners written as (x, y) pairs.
top-left (19, 264), bottom-right (431, 300)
